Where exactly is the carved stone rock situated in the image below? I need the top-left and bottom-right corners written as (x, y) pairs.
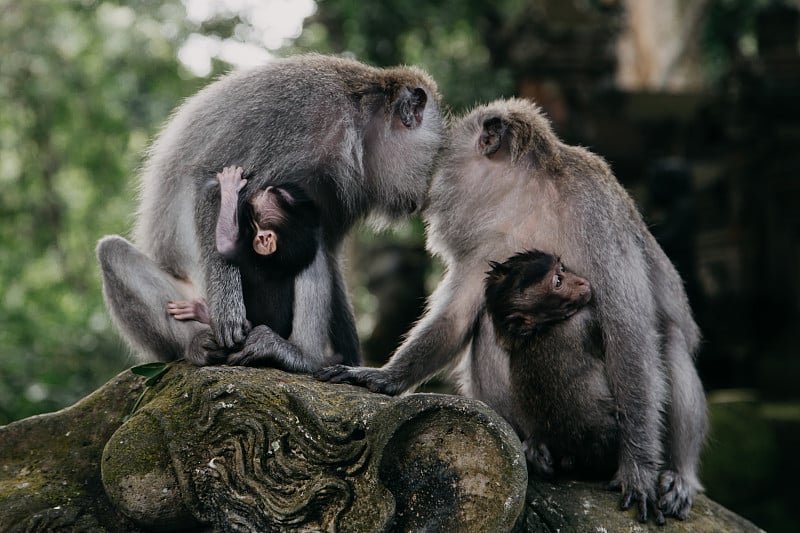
top-left (0, 362), bottom-right (764, 532)
top-left (1, 363), bottom-right (526, 532)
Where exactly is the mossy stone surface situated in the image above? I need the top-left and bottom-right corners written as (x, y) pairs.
top-left (1, 362), bottom-right (766, 532)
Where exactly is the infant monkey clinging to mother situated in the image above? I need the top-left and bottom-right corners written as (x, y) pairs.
top-left (167, 165), bottom-right (331, 370)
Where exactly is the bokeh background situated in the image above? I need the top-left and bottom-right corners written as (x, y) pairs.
top-left (1, 0), bottom-right (798, 530)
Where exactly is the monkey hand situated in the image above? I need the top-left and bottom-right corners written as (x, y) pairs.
top-left (183, 330), bottom-right (230, 366)
top-left (216, 165), bottom-right (247, 193)
top-left (657, 470), bottom-right (693, 520)
top-left (225, 325), bottom-right (322, 373)
top-left (211, 315), bottom-right (251, 351)
top-left (314, 365), bottom-right (403, 395)
top-left (225, 325), bottom-right (280, 367)
top-left (608, 465), bottom-right (665, 525)
top-left (523, 440), bottom-right (554, 478)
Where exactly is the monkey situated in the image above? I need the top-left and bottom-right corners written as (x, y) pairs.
top-left (317, 98), bottom-right (707, 524)
top-left (166, 165), bottom-right (331, 368)
top-left (484, 249), bottom-right (619, 480)
top-left (96, 54), bottom-right (444, 370)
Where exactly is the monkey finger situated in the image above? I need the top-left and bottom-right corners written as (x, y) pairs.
top-left (636, 498), bottom-right (648, 523)
top-left (620, 491), bottom-right (635, 511)
top-left (314, 364), bottom-right (351, 382)
top-left (653, 506), bottom-right (666, 526)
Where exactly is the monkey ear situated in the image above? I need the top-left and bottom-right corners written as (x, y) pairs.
top-left (398, 87), bottom-right (428, 129)
top-left (486, 260), bottom-right (508, 277)
top-left (479, 117), bottom-right (508, 157)
top-left (485, 260), bottom-right (512, 291)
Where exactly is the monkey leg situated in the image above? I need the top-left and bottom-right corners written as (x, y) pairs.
top-left (658, 325), bottom-right (707, 519)
top-left (97, 235), bottom-right (205, 362)
top-left (227, 325), bottom-right (325, 373)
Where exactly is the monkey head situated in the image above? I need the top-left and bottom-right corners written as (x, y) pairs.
top-left (244, 183), bottom-right (320, 274)
top-left (485, 249), bottom-right (592, 342)
top-left (357, 64), bottom-right (444, 220)
top-left (423, 99), bottom-right (565, 261)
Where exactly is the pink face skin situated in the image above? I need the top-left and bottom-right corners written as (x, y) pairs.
top-left (249, 186), bottom-right (295, 256)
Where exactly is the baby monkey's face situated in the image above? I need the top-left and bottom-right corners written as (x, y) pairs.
top-left (517, 259), bottom-right (592, 326)
top-left (485, 250), bottom-right (592, 339)
top-left (249, 186), bottom-right (296, 256)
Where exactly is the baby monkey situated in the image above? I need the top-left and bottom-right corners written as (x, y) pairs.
top-left (169, 166), bottom-right (329, 368)
top-left (485, 250), bottom-right (619, 480)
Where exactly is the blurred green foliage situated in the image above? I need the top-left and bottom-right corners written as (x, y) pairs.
top-left (0, 0), bottom-right (206, 423)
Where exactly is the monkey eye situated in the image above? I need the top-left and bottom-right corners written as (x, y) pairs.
top-left (553, 274), bottom-right (563, 289)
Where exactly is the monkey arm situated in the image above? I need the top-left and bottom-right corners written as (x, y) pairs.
top-left (215, 166), bottom-right (246, 260)
top-left (593, 243), bottom-right (666, 525)
top-left (195, 181), bottom-right (249, 350)
top-left (287, 248), bottom-right (336, 369)
top-left (317, 266), bottom-right (485, 394)
top-left (326, 248), bottom-right (361, 366)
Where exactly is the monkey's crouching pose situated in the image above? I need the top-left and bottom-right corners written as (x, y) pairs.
top-left (484, 250), bottom-right (618, 479)
top-left (167, 165), bottom-right (334, 370)
top-left (318, 98), bottom-right (707, 524)
top-left (98, 54), bottom-right (444, 370)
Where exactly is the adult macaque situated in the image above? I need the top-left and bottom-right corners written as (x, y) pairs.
top-left (97, 54), bottom-right (443, 368)
top-left (318, 98), bottom-right (707, 524)
top-left (167, 166), bottom-right (333, 370)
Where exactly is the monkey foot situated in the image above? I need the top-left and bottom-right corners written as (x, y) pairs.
top-left (522, 440), bottom-right (554, 478)
top-left (657, 470), bottom-right (693, 520)
top-left (607, 472), bottom-right (665, 525)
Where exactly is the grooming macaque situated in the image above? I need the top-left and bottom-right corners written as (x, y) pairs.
top-left (318, 98), bottom-right (707, 524)
top-left (97, 54), bottom-right (443, 369)
top-left (167, 166), bottom-right (329, 368)
top-left (484, 250), bottom-right (618, 479)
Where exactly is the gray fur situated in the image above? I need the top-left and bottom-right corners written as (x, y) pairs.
top-left (318, 98), bottom-right (707, 523)
top-left (98, 54), bottom-right (444, 368)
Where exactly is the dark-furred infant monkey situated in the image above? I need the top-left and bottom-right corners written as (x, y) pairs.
top-left (168, 165), bottom-right (334, 370)
top-left (484, 249), bottom-right (620, 480)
